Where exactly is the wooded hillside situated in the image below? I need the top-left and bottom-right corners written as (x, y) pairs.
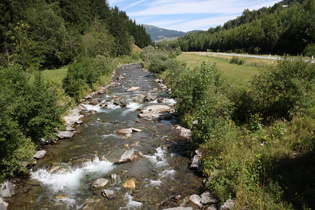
top-left (162, 0), bottom-right (315, 56)
top-left (0, 0), bottom-right (151, 69)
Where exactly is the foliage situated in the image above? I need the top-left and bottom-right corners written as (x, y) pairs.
top-left (164, 0), bottom-right (314, 56)
top-left (163, 54), bottom-right (315, 208)
top-left (62, 56), bottom-right (114, 102)
top-left (229, 56), bottom-right (245, 65)
top-left (0, 65), bottom-right (69, 180)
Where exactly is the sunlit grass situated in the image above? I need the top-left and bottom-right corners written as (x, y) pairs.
top-left (177, 53), bottom-right (266, 89)
top-left (41, 67), bottom-right (68, 85)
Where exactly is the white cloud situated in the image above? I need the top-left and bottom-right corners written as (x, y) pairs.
top-left (108, 0), bottom-right (281, 31)
top-left (123, 0), bottom-right (148, 10)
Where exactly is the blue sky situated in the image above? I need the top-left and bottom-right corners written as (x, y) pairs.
top-left (107, 0), bottom-right (281, 32)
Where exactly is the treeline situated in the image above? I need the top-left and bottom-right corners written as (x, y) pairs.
top-left (143, 47), bottom-right (315, 209)
top-left (0, 0), bottom-right (151, 69)
top-left (0, 0), bottom-right (151, 181)
top-left (160, 0), bottom-right (315, 56)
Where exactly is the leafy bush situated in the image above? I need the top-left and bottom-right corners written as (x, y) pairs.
top-left (0, 65), bottom-right (68, 180)
top-left (63, 56), bottom-right (114, 101)
top-left (229, 56), bottom-right (245, 65)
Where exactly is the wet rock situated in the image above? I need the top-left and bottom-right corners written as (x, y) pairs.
top-left (55, 195), bottom-right (69, 200)
top-left (91, 178), bottom-right (109, 188)
top-left (110, 174), bottom-right (121, 185)
top-left (89, 98), bottom-right (99, 105)
top-left (122, 178), bottom-right (136, 189)
top-left (127, 87), bottom-right (141, 92)
top-left (101, 189), bottom-right (115, 199)
top-left (190, 150), bottom-right (203, 172)
top-left (149, 88), bottom-right (159, 93)
top-left (75, 120), bottom-right (83, 125)
top-left (116, 128), bottom-right (133, 137)
top-left (0, 181), bottom-right (15, 198)
top-left (0, 197), bottom-right (8, 210)
top-left (176, 126), bottom-right (192, 139)
top-left (189, 194), bottom-right (202, 208)
top-left (131, 128), bottom-right (142, 132)
top-left (137, 94), bottom-right (146, 103)
top-left (163, 208), bottom-right (193, 210)
top-left (200, 191), bottom-right (218, 205)
top-left (220, 199), bottom-right (235, 210)
top-left (160, 113), bottom-right (173, 121)
top-left (34, 150), bottom-right (46, 159)
top-left (116, 149), bottom-right (134, 163)
top-left (66, 127), bottom-right (75, 131)
top-left (139, 105), bottom-right (173, 120)
top-left (57, 131), bottom-right (74, 139)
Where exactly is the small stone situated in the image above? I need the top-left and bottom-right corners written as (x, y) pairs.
top-left (34, 150), bottom-right (46, 159)
top-left (122, 178), bottom-right (136, 189)
top-left (131, 128), bottom-right (142, 132)
top-left (220, 199), bottom-right (235, 210)
top-left (57, 131), bottom-right (74, 139)
top-left (116, 128), bottom-right (133, 136)
top-left (91, 178), bottom-right (109, 188)
top-left (0, 197), bottom-right (9, 210)
top-left (116, 149), bottom-right (134, 163)
top-left (189, 194), bottom-right (202, 207)
top-left (75, 120), bottom-right (83, 125)
top-left (127, 87), bottom-right (141, 92)
top-left (200, 191), bottom-right (218, 204)
top-left (0, 181), bottom-right (15, 198)
top-left (101, 189), bottom-right (115, 199)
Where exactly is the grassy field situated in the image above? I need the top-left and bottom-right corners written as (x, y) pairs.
top-left (41, 67), bottom-right (68, 85)
top-left (177, 52), bottom-right (276, 89)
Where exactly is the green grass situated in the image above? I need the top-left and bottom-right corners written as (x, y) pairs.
top-left (41, 67), bottom-right (68, 85)
top-left (177, 53), bottom-right (265, 89)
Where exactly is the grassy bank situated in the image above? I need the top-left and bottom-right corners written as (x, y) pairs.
top-left (143, 47), bottom-right (315, 209)
top-left (177, 53), bottom-right (264, 89)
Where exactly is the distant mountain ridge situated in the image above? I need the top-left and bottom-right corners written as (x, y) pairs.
top-left (143, 24), bottom-right (186, 42)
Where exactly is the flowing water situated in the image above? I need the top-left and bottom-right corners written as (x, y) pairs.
top-left (8, 63), bottom-right (204, 209)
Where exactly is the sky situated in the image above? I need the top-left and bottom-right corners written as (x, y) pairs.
top-left (107, 0), bottom-right (281, 32)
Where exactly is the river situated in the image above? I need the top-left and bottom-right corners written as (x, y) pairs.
top-left (7, 63), bottom-right (205, 209)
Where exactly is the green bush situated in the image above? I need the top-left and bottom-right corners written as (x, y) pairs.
top-left (229, 56), bottom-right (245, 65)
top-left (0, 65), bottom-right (68, 180)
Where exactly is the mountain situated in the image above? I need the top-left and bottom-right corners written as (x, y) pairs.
top-left (143, 25), bottom-right (186, 42)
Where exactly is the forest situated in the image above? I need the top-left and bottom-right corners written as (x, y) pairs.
top-left (161, 0), bottom-right (315, 56)
top-left (0, 0), bottom-right (151, 180)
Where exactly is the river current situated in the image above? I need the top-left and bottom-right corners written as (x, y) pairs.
top-left (8, 63), bottom-right (203, 209)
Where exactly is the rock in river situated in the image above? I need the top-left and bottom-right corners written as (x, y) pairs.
top-left (57, 131), bottom-right (74, 139)
top-left (0, 181), bottom-right (15, 198)
top-left (91, 178), bottom-right (109, 188)
top-left (34, 150), bottom-right (46, 159)
top-left (116, 149), bottom-right (135, 163)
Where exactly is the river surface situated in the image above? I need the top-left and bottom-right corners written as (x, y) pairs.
top-left (8, 63), bottom-right (204, 209)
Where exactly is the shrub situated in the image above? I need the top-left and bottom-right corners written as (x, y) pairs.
top-left (229, 56), bottom-right (245, 65)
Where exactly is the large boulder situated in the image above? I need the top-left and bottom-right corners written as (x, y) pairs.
top-left (0, 181), bottom-right (15, 198)
top-left (116, 150), bottom-right (134, 163)
top-left (91, 178), bottom-right (109, 188)
top-left (34, 150), bottom-right (46, 159)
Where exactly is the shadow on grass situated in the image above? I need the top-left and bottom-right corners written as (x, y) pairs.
top-left (268, 151), bottom-right (315, 209)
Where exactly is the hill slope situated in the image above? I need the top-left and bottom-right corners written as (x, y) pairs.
top-left (144, 24), bottom-right (186, 42)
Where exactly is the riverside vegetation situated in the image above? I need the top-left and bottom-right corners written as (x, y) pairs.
top-left (142, 46), bottom-right (315, 209)
top-left (0, 0), bottom-right (151, 181)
